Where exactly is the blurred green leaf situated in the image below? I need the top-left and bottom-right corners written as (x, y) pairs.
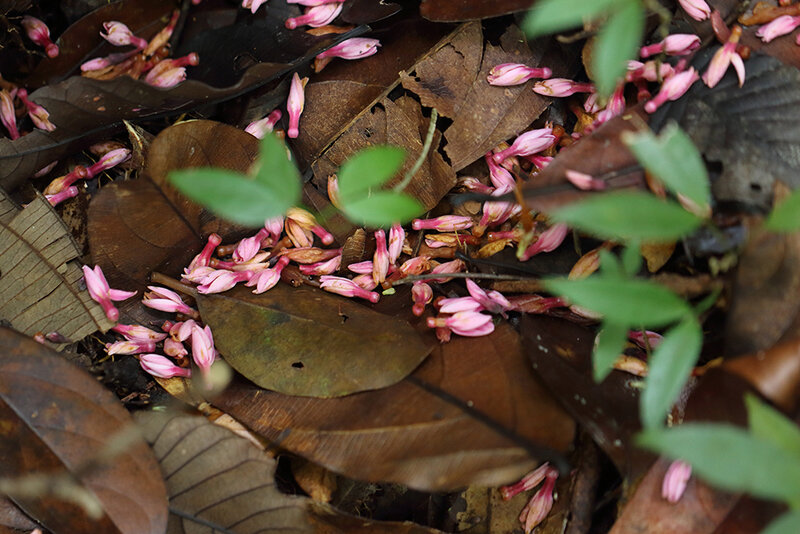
top-left (170, 169), bottom-right (295, 226)
top-left (598, 249), bottom-right (624, 279)
top-left (592, 1), bottom-right (644, 96)
top-left (763, 512), bottom-right (800, 534)
top-left (340, 191), bottom-right (423, 227)
top-left (641, 317), bottom-right (702, 429)
top-left (254, 133), bottom-right (302, 207)
top-left (624, 123), bottom-right (711, 210)
top-left (338, 146), bottom-right (406, 203)
top-left (544, 277), bottom-right (691, 327)
top-left (638, 424), bottom-right (800, 503)
top-left (765, 188), bottom-right (800, 232)
top-left (593, 321), bottom-right (628, 382)
top-left (746, 394), bottom-right (800, 459)
top-left (523, 0), bottom-right (625, 37)
top-left (551, 191), bottom-right (703, 241)
top-left (621, 242), bottom-right (642, 277)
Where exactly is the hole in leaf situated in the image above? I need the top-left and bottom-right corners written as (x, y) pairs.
top-left (750, 183), bottom-right (763, 192)
top-left (291, 361), bottom-right (304, 369)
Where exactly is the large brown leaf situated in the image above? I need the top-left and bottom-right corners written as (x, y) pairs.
top-left (197, 284), bottom-right (433, 397)
top-left (0, 190), bottom-right (112, 344)
top-left (0, 327), bottom-right (168, 534)
top-left (213, 323), bottom-right (575, 491)
top-left (88, 120), bottom-right (256, 298)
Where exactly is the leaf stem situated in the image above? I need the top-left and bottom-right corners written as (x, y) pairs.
top-left (393, 108), bottom-right (439, 192)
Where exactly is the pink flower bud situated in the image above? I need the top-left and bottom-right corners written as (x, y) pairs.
top-left (678, 0), bottom-right (711, 21)
top-left (0, 90), bottom-right (19, 140)
top-left (197, 269), bottom-right (252, 294)
top-left (245, 109), bottom-right (282, 139)
top-left (506, 294), bottom-right (567, 314)
top-left (500, 462), bottom-right (550, 500)
top-left (112, 324), bottom-right (168, 342)
top-left (139, 354), bottom-right (191, 378)
top-left (287, 0), bottom-right (346, 5)
top-left (319, 275), bottom-right (380, 302)
top-left (46, 186), bottom-right (79, 207)
top-left (86, 148), bottom-right (130, 177)
top-left (246, 256), bottom-right (290, 294)
top-left (106, 339), bottom-right (156, 355)
top-left (148, 66), bottom-right (186, 88)
top-left (427, 311), bottom-right (494, 337)
top-left (186, 233), bottom-right (222, 274)
top-left (533, 78), bottom-right (594, 97)
top-left (757, 15), bottom-right (800, 43)
top-left (564, 170), bottom-right (606, 191)
top-left (173, 320), bottom-right (197, 342)
top-left (644, 67), bottom-right (700, 113)
top-left (527, 155), bottom-right (553, 170)
top-left (486, 153), bottom-right (516, 189)
top-left (662, 460), bottom-right (692, 503)
top-left (520, 468), bottom-right (558, 532)
top-left (640, 34), bottom-right (701, 58)
top-left (519, 223), bottom-right (569, 261)
top-left (16, 88), bottom-right (55, 131)
top-left (438, 296), bottom-right (483, 314)
top-left (492, 128), bottom-right (556, 163)
top-left (143, 286), bottom-right (198, 317)
top-left (144, 53), bottom-right (199, 86)
top-left (191, 324), bottom-right (217, 376)
top-left (234, 228), bottom-right (271, 263)
top-left (466, 279), bottom-right (510, 315)
top-left (347, 260), bottom-right (374, 274)
top-left (299, 254), bottom-right (341, 276)
top-left (487, 63), bottom-right (552, 86)
top-left (397, 255), bottom-right (432, 277)
top-left (265, 216), bottom-right (284, 239)
top-left (411, 281), bottom-right (432, 316)
top-left (387, 224), bottom-right (404, 264)
top-left (286, 72), bottom-right (308, 138)
top-left (21, 16), bottom-right (59, 58)
top-left (352, 273), bottom-right (377, 290)
top-left (412, 215), bottom-right (473, 232)
top-left (459, 176), bottom-right (494, 194)
top-left (317, 38), bottom-right (380, 60)
top-left (285, 3), bottom-right (343, 29)
top-left (101, 21), bottom-right (148, 49)
top-left (426, 258), bottom-right (465, 283)
top-left (242, 0), bottom-right (269, 14)
top-left (372, 229), bottom-right (389, 284)
top-left (82, 264), bottom-right (135, 321)
top-left (164, 337), bottom-right (188, 358)
top-left (702, 26), bottom-right (745, 89)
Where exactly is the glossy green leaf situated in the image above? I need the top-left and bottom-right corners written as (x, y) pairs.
top-left (624, 123), bottom-right (711, 209)
top-left (763, 512), bottom-right (800, 534)
top-left (641, 316), bottom-right (702, 429)
top-left (551, 191), bottom-right (703, 241)
top-left (765, 188), bottom-right (800, 232)
top-left (593, 321), bottom-right (628, 382)
top-left (254, 133), bottom-right (302, 208)
top-left (544, 277), bottom-right (691, 327)
top-left (337, 146), bottom-right (406, 203)
top-left (170, 169), bottom-right (292, 226)
top-left (638, 424), bottom-right (800, 503)
top-left (340, 191), bottom-right (423, 228)
top-left (523, 0), bottom-right (624, 37)
top-left (592, 1), bottom-right (644, 96)
top-left (746, 393), bottom-right (800, 459)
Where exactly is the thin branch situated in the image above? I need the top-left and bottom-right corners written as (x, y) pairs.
top-left (394, 108), bottom-right (439, 192)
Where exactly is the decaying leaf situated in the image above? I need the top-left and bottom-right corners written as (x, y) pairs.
top-left (137, 410), bottom-right (310, 534)
top-left (214, 323), bottom-right (575, 491)
top-left (419, 0), bottom-right (536, 21)
top-left (0, 327), bottom-right (168, 534)
top-left (724, 337), bottom-right (800, 414)
top-left (309, 502), bottom-right (446, 533)
top-left (197, 284), bottom-right (433, 397)
top-left (88, 120), bottom-right (256, 297)
top-left (0, 190), bottom-right (112, 344)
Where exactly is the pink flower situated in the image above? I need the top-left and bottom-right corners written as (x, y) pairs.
top-left (703, 26), bottom-right (745, 89)
top-left (347, 260), bottom-right (374, 274)
top-left (427, 259), bottom-right (465, 283)
top-left (506, 294), bottom-right (567, 314)
top-left (412, 215), bottom-right (473, 232)
top-left (459, 176), bottom-right (494, 194)
top-left (373, 229), bottom-right (389, 285)
top-left (299, 254), bottom-right (341, 276)
top-left (45, 186), bottom-right (79, 207)
top-left (518, 223), bottom-right (569, 261)
top-left (411, 281), bottom-right (432, 316)
top-left (757, 15), bottom-right (800, 42)
top-left (286, 207), bottom-right (333, 245)
top-left (164, 338), bottom-right (188, 358)
top-left (21, 16), bottom-right (59, 58)
top-left (144, 53), bottom-right (199, 87)
top-left (644, 67), bottom-right (700, 113)
top-left (242, 0), bottom-right (269, 14)
top-left (106, 339), bottom-right (156, 355)
top-left (139, 354), bottom-right (191, 379)
top-left (388, 224), bottom-right (404, 264)
top-left (520, 468), bottom-right (558, 532)
top-left (564, 170), bottom-right (606, 191)
top-left (427, 311), bottom-right (494, 337)
top-left (82, 265), bottom-right (137, 321)
top-left (172, 320), bottom-right (198, 342)
top-left (479, 189), bottom-right (517, 229)
top-left (500, 462), bottom-right (550, 500)
top-left (16, 89), bottom-right (55, 131)
top-left (191, 324), bottom-right (217, 376)
top-left (101, 21), bottom-right (148, 49)
top-left (265, 216), bottom-right (284, 238)
top-left (245, 256), bottom-right (290, 293)
top-left (317, 38), bottom-right (380, 60)
top-left (662, 460), bottom-right (692, 503)
top-left (0, 90), bottom-right (19, 140)
top-left (437, 296), bottom-right (484, 314)
top-left (86, 148), bottom-right (130, 177)
top-left (629, 330), bottom-right (663, 350)
top-left (327, 174), bottom-right (341, 208)
top-left (678, 0), bottom-right (711, 21)
top-left (533, 78), bottom-right (594, 97)
top-left (286, 73), bottom-right (308, 138)
top-left (234, 228), bottom-right (271, 263)
top-left (285, 3), bottom-right (343, 29)
top-left (492, 128), bottom-right (556, 164)
top-left (352, 273), bottom-right (377, 290)
top-left (486, 153), bottom-right (516, 189)
top-left (147, 66), bottom-right (186, 88)
top-left (319, 275), bottom-right (380, 303)
top-left (111, 324), bottom-right (168, 342)
top-left (142, 286), bottom-right (199, 317)
top-left (640, 34), bottom-right (701, 58)
top-left (187, 233), bottom-right (222, 272)
top-left (245, 109), bottom-right (282, 139)
top-left (466, 279), bottom-right (511, 315)
top-left (287, 0), bottom-right (346, 5)
top-left (397, 255), bottom-right (432, 277)
top-left (196, 269), bottom-right (253, 294)
top-left (487, 63), bottom-right (552, 86)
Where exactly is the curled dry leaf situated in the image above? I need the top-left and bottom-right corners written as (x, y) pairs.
top-left (214, 323), bottom-right (575, 491)
top-left (88, 120), bottom-right (257, 299)
top-left (0, 190), bottom-right (113, 344)
top-left (197, 284), bottom-right (433, 397)
top-left (0, 327), bottom-right (168, 534)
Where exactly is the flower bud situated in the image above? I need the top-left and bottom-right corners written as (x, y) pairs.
top-left (286, 72), bottom-right (308, 138)
top-left (640, 34), bottom-right (700, 58)
top-left (245, 109), bottom-right (282, 139)
top-left (662, 460), bottom-right (692, 503)
top-left (678, 0), bottom-right (711, 21)
top-left (101, 21), bottom-right (148, 49)
top-left (487, 63), bottom-right (552, 86)
top-left (21, 16), bottom-right (59, 58)
top-left (319, 275), bottom-right (380, 302)
top-left (317, 38), bottom-right (380, 60)
top-left (492, 128), bottom-right (556, 163)
top-left (140, 354), bottom-right (191, 378)
top-left (285, 3), bottom-right (343, 29)
top-left (16, 88), bottom-right (55, 131)
top-left (412, 215), bottom-right (473, 232)
top-left (533, 78), bottom-right (594, 97)
top-left (644, 68), bottom-right (700, 113)
top-left (0, 90), bottom-right (19, 140)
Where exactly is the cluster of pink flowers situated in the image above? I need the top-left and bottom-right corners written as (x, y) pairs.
top-left (0, 84), bottom-right (55, 141)
top-left (41, 146), bottom-right (130, 205)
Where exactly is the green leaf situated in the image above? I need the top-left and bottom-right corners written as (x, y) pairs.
top-left (593, 321), bottom-right (628, 382)
top-left (523, 0), bottom-right (625, 38)
top-left (624, 123), bottom-right (711, 210)
top-left (598, 249), bottom-right (624, 279)
top-left (621, 242), bottom-right (642, 277)
top-left (254, 133), bottom-right (302, 207)
top-left (641, 317), bottom-right (702, 429)
top-left (170, 169), bottom-right (291, 226)
top-left (592, 1), bottom-right (644, 96)
top-left (337, 146), bottom-right (406, 203)
top-left (765, 188), bottom-right (800, 232)
top-left (544, 277), bottom-right (691, 327)
top-left (746, 393), bottom-right (800, 459)
top-left (551, 191), bottom-right (703, 241)
top-left (340, 191), bottom-right (423, 227)
top-left (763, 512), bottom-right (800, 534)
top-left (638, 425), bottom-right (800, 503)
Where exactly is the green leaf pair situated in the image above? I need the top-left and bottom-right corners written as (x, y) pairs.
top-left (170, 133), bottom-right (301, 227)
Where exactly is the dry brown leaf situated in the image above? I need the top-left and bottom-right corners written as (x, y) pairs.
top-left (0, 191), bottom-right (112, 344)
top-left (641, 241), bottom-right (675, 273)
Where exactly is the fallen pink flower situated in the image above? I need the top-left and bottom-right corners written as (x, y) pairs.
top-left (520, 467), bottom-right (558, 532)
top-left (426, 259), bottom-right (465, 283)
top-left (317, 38), bottom-right (380, 60)
top-left (662, 460), bottom-right (692, 503)
top-left (640, 34), bottom-right (700, 58)
top-left (757, 15), bottom-right (800, 42)
top-left (86, 148), bottom-right (130, 177)
top-left (526, 155), bottom-right (553, 170)
top-left (437, 296), bottom-right (484, 314)
top-left (101, 21), bottom-right (148, 49)
top-left (459, 176), bottom-right (494, 195)
top-left (327, 174), bottom-right (341, 208)
top-left (506, 294), bottom-right (567, 314)
top-left (533, 78), bottom-right (594, 97)
top-left (83, 265), bottom-right (136, 321)
top-left (287, 0), bottom-right (346, 5)
top-left (147, 66), bottom-right (186, 88)
top-left (466, 278), bottom-right (511, 315)
top-left (45, 186), bottom-right (79, 207)
top-left (142, 286), bottom-right (199, 317)
top-left (678, 0), bottom-right (711, 21)
top-left (347, 260), bottom-right (374, 274)
top-left (285, 3), bottom-right (343, 28)
top-left (197, 269), bottom-right (253, 294)
top-left (246, 256), bottom-right (290, 294)
top-left (106, 339), bottom-right (156, 355)
top-left (486, 153), bottom-right (516, 189)
top-left (427, 311), bottom-right (494, 337)
top-left (16, 88), bottom-right (55, 131)
top-left (43, 165), bottom-right (89, 195)
top-left (492, 128), bottom-right (556, 164)
top-left (164, 337), bottom-right (188, 358)
top-left (0, 90), bottom-right (19, 140)
top-left (298, 254), bottom-right (341, 276)
top-left (234, 228), bottom-right (271, 263)
top-left (187, 233), bottom-right (222, 273)
top-left (373, 229), bottom-right (389, 284)
top-left (112, 324), bottom-right (168, 342)
top-left (565, 170), bottom-right (607, 191)
top-left (388, 223), bottom-right (404, 264)
top-left (644, 67), bottom-right (700, 113)
top-left (411, 281), bottom-right (433, 316)
top-left (245, 109), bottom-right (282, 139)
top-left (396, 255), bottom-right (432, 277)
top-left (286, 207), bottom-right (333, 244)
top-left (191, 323), bottom-right (217, 377)
top-left (21, 16), bottom-right (59, 58)
top-left (518, 223), bottom-right (569, 261)
top-left (265, 216), bottom-right (284, 238)
top-left (139, 354), bottom-right (191, 379)
top-left (319, 275), bottom-right (380, 302)
top-left (352, 273), bottom-right (378, 290)
top-left (500, 462), bottom-right (550, 500)
top-left (629, 329), bottom-right (664, 350)
top-left (412, 215), bottom-right (473, 232)
top-left (172, 320), bottom-right (197, 342)
top-left (702, 26), bottom-right (745, 88)
top-left (487, 63), bottom-right (552, 86)
top-left (242, 0), bottom-right (269, 13)
top-left (286, 72), bottom-right (308, 138)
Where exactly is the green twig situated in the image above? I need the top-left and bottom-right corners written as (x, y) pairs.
top-left (393, 108), bottom-right (439, 192)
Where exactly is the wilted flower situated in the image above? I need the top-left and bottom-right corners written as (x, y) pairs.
top-left (518, 223), bottom-right (569, 261)
top-left (702, 26), bottom-right (745, 89)
top-left (519, 468), bottom-right (559, 533)
top-left (21, 16), bottom-right (59, 58)
top-left (101, 21), bottom-right (148, 49)
top-left (191, 324), bottom-right (217, 377)
top-left (285, 3), bottom-right (343, 29)
top-left (487, 63), bottom-right (552, 86)
top-left (112, 324), bottom-right (168, 342)
top-left (373, 229), bottom-right (389, 284)
top-left (0, 90), bottom-right (19, 140)
top-left (82, 265), bottom-right (137, 321)
top-left (245, 109), bottom-right (282, 139)
top-left (500, 463), bottom-right (551, 500)
top-left (45, 186), bottom-right (79, 207)
top-left (245, 256), bottom-right (290, 294)
top-left (106, 339), bottom-right (156, 355)
top-left (142, 286), bottom-right (199, 317)
top-left (412, 215), bottom-right (473, 232)
top-left (139, 354), bottom-right (191, 378)
top-left (16, 88), bottom-right (55, 131)
top-left (411, 281), bottom-right (433, 316)
top-left (662, 460), bottom-right (692, 503)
